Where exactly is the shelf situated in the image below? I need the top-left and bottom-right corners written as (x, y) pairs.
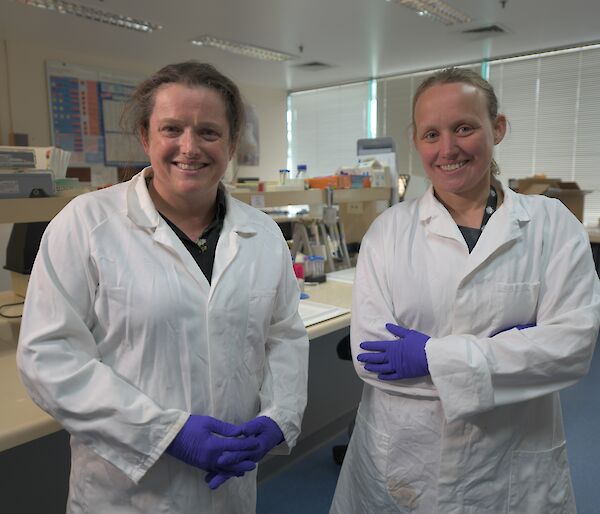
top-left (0, 196), bottom-right (75, 224)
top-left (231, 187), bottom-right (391, 207)
top-left (0, 187), bottom-right (392, 224)
top-left (231, 188), bottom-right (324, 207)
top-left (332, 188), bottom-right (391, 203)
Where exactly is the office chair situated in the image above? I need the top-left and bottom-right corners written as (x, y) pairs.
top-left (332, 334), bottom-right (355, 465)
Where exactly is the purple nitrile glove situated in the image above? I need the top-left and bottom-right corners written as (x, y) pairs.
top-left (166, 415), bottom-right (258, 473)
top-left (357, 323), bottom-right (430, 380)
top-left (490, 323), bottom-right (536, 337)
top-left (217, 416), bottom-right (284, 467)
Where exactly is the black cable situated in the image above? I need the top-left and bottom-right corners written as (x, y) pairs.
top-left (0, 301), bottom-right (24, 319)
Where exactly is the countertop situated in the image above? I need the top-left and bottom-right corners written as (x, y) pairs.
top-left (0, 291), bottom-right (61, 452)
top-left (0, 281), bottom-right (352, 452)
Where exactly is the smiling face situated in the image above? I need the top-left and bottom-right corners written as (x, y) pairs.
top-left (413, 82), bottom-right (506, 201)
top-left (141, 83), bottom-right (235, 206)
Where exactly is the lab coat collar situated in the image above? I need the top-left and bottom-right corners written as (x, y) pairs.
top-left (126, 167), bottom-right (161, 228)
top-left (418, 181), bottom-right (530, 234)
top-left (209, 191), bottom-right (259, 290)
top-left (221, 191), bottom-right (259, 236)
top-left (462, 183), bottom-right (531, 277)
top-left (418, 181), bottom-right (531, 276)
top-left (126, 169), bottom-right (207, 288)
top-left (125, 167), bottom-right (258, 236)
top-left (418, 185), bottom-right (463, 244)
top-left (495, 182), bottom-right (531, 224)
top-left (125, 168), bottom-right (259, 290)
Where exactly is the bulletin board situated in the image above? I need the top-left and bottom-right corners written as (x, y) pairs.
top-left (46, 60), bottom-right (149, 168)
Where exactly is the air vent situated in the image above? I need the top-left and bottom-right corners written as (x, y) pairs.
top-left (293, 62), bottom-right (333, 71)
top-left (462, 24), bottom-right (506, 34)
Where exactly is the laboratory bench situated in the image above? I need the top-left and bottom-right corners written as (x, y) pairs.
top-left (0, 280), bottom-right (361, 513)
top-left (0, 186), bottom-right (391, 222)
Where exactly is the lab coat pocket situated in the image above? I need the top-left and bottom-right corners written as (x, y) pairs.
top-left (508, 441), bottom-right (574, 513)
top-left (493, 281), bottom-right (540, 330)
top-left (341, 411), bottom-right (397, 514)
top-left (243, 289), bottom-right (276, 376)
top-left (386, 421), bottom-right (440, 512)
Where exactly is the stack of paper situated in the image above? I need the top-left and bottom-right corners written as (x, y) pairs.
top-left (326, 267), bottom-right (356, 284)
top-left (298, 300), bottom-right (350, 327)
top-left (0, 146), bottom-right (71, 179)
top-left (47, 147), bottom-right (71, 179)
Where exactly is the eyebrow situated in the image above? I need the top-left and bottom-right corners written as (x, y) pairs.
top-left (418, 117), bottom-right (480, 131)
top-left (156, 117), bottom-right (181, 125)
top-left (156, 118), bottom-right (222, 129)
top-left (416, 124), bottom-right (438, 134)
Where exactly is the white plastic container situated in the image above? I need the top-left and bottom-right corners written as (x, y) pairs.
top-left (304, 255), bottom-right (326, 282)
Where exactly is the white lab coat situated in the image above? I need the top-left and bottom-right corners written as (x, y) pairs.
top-left (331, 183), bottom-right (600, 514)
top-left (16, 169), bottom-right (309, 514)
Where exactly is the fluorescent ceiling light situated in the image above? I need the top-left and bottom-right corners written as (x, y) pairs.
top-left (14, 0), bottom-right (162, 33)
top-left (387, 0), bottom-right (472, 25)
top-left (191, 36), bottom-right (298, 62)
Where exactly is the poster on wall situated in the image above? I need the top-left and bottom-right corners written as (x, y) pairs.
top-left (237, 103), bottom-right (260, 166)
top-left (99, 81), bottom-right (148, 166)
top-left (46, 61), bottom-right (148, 168)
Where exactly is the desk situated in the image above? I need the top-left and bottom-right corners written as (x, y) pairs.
top-left (302, 281), bottom-right (351, 338)
top-left (0, 291), bottom-right (60, 452)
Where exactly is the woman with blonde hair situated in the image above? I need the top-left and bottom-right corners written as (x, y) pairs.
top-left (330, 67), bottom-right (599, 514)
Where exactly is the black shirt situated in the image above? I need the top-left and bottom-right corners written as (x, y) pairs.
top-left (159, 187), bottom-right (227, 284)
top-left (457, 185), bottom-right (498, 253)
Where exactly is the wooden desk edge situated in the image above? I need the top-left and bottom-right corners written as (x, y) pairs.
top-left (0, 416), bottom-right (62, 452)
top-left (306, 313), bottom-right (351, 339)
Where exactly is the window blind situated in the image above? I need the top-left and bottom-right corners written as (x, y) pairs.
top-left (290, 46), bottom-right (600, 224)
top-left (574, 49), bottom-right (600, 225)
top-left (288, 82), bottom-right (370, 177)
top-left (489, 46), bottom-right (600, 225)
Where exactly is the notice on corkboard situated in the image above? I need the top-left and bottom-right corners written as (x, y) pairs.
top-left (46, 60), bottom-right (148, 168)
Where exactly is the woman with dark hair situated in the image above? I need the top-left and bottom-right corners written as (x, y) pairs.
top-left (17, 61), bottom-right (309, 514)
top-left (330, 67), bottom-right (600, 514)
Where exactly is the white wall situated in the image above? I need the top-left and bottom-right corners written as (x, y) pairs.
top-left (235, 82), bottom-right (288, 181)
top-left (0, 41), bottom-right (10, 147)
top-left (0, 38), bottom-right (288, 291)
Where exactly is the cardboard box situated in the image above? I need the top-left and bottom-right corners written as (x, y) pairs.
top-left (306, 175), bottom-right (353, 190)
top-left (510, 176), bottom-right (590, 222)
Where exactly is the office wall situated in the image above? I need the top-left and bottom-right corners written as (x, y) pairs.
top-left (0, 41), bottom-right (10, 147)
top-left (0, 38), bottom-right (288, 291)
top-left (0, 38), bottom-right (287, 176)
